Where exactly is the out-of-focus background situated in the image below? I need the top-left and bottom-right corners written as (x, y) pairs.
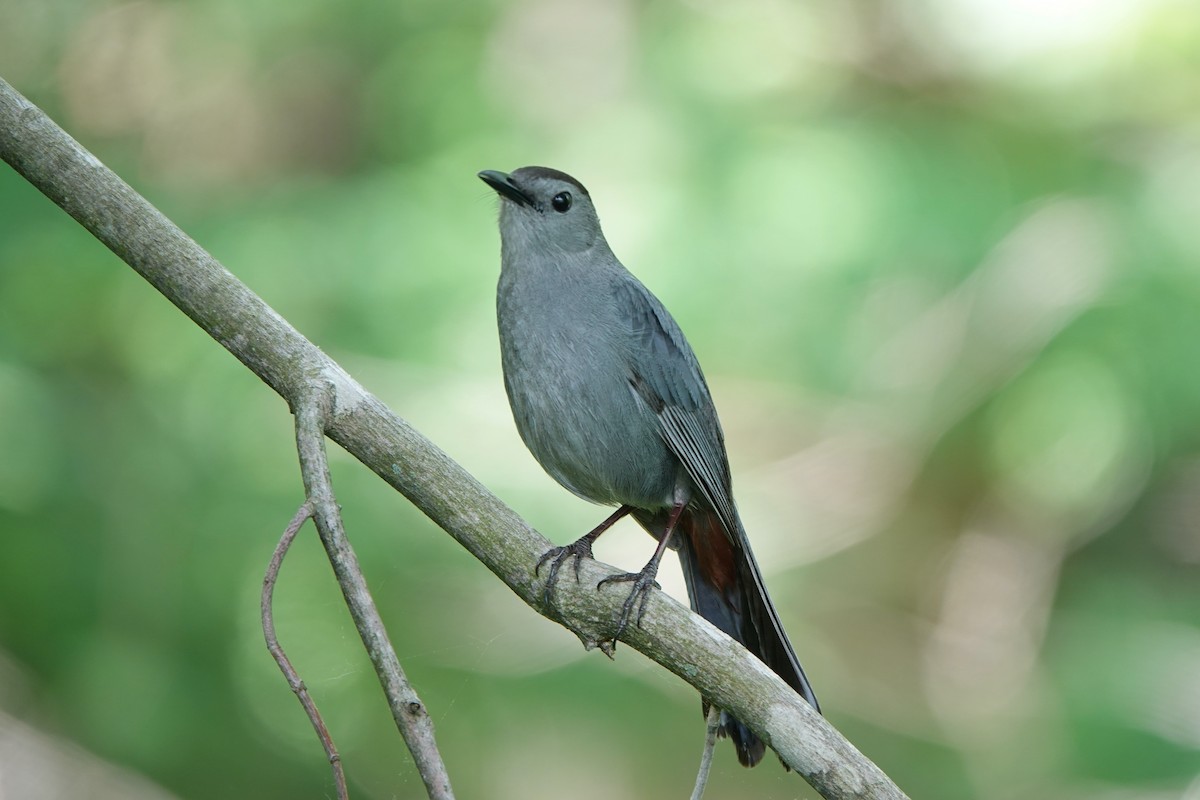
top-left (2, 1), bottom-right (1199, 798)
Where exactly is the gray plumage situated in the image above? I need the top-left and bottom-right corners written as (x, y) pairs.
top-left (481, 166), bottom-right (818, 767)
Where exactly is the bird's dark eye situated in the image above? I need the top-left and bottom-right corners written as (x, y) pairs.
top-left (551, 192), bottom-right (572, 213)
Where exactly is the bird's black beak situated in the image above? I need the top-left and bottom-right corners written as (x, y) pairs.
top-left (478, 170), bottom-right (534, 208)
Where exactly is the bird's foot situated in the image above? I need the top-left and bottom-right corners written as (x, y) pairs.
top-left (535, 536), bottom-right (596, 607)
top-left (596, 564), bottom-right (662, 645)
top-left (535, 506), bottom-right (632, 610)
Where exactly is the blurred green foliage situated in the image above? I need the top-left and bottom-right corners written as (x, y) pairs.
top-left (2, 1), bottom-right (1200, 798)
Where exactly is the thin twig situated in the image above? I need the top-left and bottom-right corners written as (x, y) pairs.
top-left (294, 389), bottom-right (455, 800)
top-left (690, 705), bottom-right (722, 800)
top-left (262, 501), bottom-right (348, 800)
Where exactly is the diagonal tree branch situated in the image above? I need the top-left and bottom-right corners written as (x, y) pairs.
top-left (0, 76), bottom-right (908, 800)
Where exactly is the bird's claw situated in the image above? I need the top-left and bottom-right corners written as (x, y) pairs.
top-left (535, 537), bottom-right (596, 607)
top-left (597, 568), bottom-right (661, 643)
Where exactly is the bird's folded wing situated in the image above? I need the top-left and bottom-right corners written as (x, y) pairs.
top-left (614, 277), bottom-right (742, 542)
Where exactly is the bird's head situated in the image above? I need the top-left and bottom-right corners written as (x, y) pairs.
top-left (479, 166), bottom-right (604, 254)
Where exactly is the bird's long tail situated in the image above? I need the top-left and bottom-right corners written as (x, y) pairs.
top-left (636, 505), bottom-right (819, 767)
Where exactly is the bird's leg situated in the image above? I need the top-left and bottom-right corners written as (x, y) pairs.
top-left (597, 501), bottom-right (686, 644)
top-left (536, 504), bottom-right (632, 606)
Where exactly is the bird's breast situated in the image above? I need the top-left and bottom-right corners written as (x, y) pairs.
top-left (497, 273), bottom-right (680, 509)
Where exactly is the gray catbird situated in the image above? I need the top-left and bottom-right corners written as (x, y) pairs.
top-left (480, 166), bottom-right (819, 767)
